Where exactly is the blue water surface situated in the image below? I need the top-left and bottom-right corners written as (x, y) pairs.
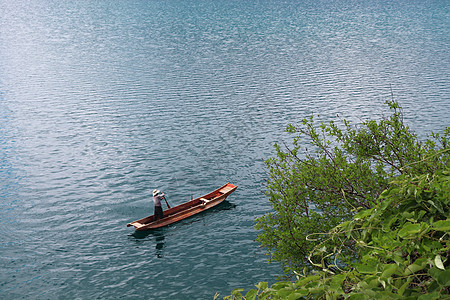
top-left (0, 0), bottom-right (448, 299)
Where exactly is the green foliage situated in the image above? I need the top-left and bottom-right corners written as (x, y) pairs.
top-left (256, 100), bottom-right (449, 273)
top-left (221, 166), bottom-right (450, 299)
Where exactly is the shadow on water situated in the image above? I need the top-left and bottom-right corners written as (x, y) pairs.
top-left (127, 201), bottom-right (236, 257)
top-left (130, 228), bottom-right (166, 258)
top-left (215, 200), bottom-right (236, 211)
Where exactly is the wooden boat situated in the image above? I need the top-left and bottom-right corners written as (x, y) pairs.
top-left (127, 183), bottom-right (237, 231)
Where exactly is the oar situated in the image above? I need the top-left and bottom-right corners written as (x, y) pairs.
top-left (163, 196), bottom-right (171, 209)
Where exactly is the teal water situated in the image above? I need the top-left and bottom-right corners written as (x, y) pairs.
top-left (0, 0), bottom-right (448, 299)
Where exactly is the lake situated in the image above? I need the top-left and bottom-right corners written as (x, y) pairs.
top-left (0, 0), bottom-right (448, 299)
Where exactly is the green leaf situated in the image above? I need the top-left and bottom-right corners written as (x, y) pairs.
top-left (307, 287), bottom-right (325, 295)
top-left (272, 282), bottom-right (290, 290)
top-left (288, 291), bottom-right (309, 299)
top-left (393, 254), bottom-right (405, 266)
top-left (356, 264), bottom-right (377, 274)
top-left (436, 270), bottom-right (450, 286)
top-left (428, 200), bottom-right (445, 215)
top-left (432, 219), bottom-right (450, 231)
top-left (429, 268), bottom-right (446, 286)
top-left (430, 267), bottom-right (450, 287)
top-left (381, 264), bottom-right (398, 279)
top-left (280, 288), bottom-right (297, 298)
top-left (404, 264), bottom-right (425, 276)
top-left (434, 255), bottom-right (445, 270)
top-left (255, 282), bottom-right (268, 291)
top-left (354, 208), bottom-right (374, 220)
top-left (417, 292), bottom-right (441, 300)
top-left (398, 278), bottom-right (411, 296)
top-left (383, 215), bottom-right (398, 232)
top-left (402, 211), bottom-right (414, 219)
top-left (245, 289), bottom-right (257, 300)
top-left (379, 197), bottom-right (394, 210)
top-left (231, 288), bottom-right (244, 298)
top-left (398, 223), bottom-right (421, 238)
top-left (296, 275), bottom-right (320, 287)
top-left (330, 274), bottom-right (346, 290)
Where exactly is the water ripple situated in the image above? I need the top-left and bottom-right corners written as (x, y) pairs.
top-left (0, 0), bottom-right (449, 299)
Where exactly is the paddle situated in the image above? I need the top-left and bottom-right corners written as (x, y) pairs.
top-left (163, 196), bottom-right (171, 209)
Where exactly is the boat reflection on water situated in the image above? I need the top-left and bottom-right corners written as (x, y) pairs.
top-left (128, 200), bottom-right (236, 257)
top-left (154, 231), bottom-right (165, 258)
top-left (215, 200), bottom-right (236, 211)
top-left (131, 228), bottom-right (166, 258)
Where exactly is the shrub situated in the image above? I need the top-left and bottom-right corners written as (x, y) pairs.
top-left (220, 165), bottom-right (449, 299)
top-left (256, 100), bottom-right (449, 273)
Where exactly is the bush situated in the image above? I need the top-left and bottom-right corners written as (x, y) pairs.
top-left (220, 165), bottom-right (450, 299)
top-left (256, 100), bottom-right (449, 273)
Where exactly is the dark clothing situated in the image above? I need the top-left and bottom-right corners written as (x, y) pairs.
top-left (154, 205), bottom-right (164, 220)
top-left (153, 193), bottom-right (165, 220)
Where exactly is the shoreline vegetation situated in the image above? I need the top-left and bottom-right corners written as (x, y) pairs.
top-left (219, 100), bottom-right (449, 299)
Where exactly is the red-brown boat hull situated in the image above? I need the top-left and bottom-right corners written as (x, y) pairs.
top-left (127, 183), bottom-right (237, 231)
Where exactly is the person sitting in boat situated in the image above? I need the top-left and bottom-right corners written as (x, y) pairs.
top-left (152, 189), bottom-right (165, 220)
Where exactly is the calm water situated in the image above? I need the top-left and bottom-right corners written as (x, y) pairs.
top-left (0, 0), bottom-right (448, 299)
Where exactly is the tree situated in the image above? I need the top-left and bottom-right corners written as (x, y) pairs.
top-left (255, 100), bottom-right (449, 274)
top-left (221, 165), bottom-right (450, 299)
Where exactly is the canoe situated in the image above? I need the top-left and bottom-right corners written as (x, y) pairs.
top-left (127, 182), bottom-right (237, 231)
